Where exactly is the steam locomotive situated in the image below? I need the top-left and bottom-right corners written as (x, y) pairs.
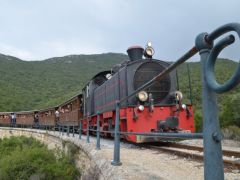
top-left (81, 43), bottom-right (195, 142)
top-left (0, 43), bottom-right (195, 143)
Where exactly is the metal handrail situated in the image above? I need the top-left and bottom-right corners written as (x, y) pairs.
top-left (195, 22), bottom-right (240, 180)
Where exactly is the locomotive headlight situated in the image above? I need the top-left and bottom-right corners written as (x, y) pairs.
top-left (138, 105), bottom-right (145, 111)
top-left (175, 91), bottom-right (183, 101)
top-left (182, 104), bottom-right (187, 109)
top-left (147, 42), bottom-right (152, 47)
top-left (146, 47), bottom-right (155, 56)
top-left (144, 42), bottom-right (155, 58)
top-left (137, 91), bottom-right (148, 102)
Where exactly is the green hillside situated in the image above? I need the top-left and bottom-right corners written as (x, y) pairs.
top-left (0, 53), bottom-right (126, 111)
top-left (177, 59), bottom-right (240, 130)
top-left (0, 53), bottom-right (239, 131)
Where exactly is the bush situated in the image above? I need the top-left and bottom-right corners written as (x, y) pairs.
top-left (0, 136), bottom-right (80, 180)
top-left (222, 125), bottom-right (240, 141)
top-left (194, 110), bottom-right (203, 132)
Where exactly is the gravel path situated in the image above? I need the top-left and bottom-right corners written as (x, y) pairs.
top-left (72, 134), bottom-right (240, 180)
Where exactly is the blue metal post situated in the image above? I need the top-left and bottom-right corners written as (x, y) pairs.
top-left (111, 100), bottom-right (122, 166)
top-left (79, 121), bottom-right (82, 139)
top-left (96, 112), bottom-right (101, 150)
top-left (87, 117), bottom-right (90, 143)
top-left (59, 125), bottom-right (61, 135)
top-left (195, 33), bottom-right (224, 180)
top-left (72, 126), bottom-right (75, 137)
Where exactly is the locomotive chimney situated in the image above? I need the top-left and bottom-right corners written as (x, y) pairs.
top-left (127, 46), bottom-right (144, 61)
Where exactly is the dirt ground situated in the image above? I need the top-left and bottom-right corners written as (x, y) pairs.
top-left (72, 135), bottom-right (240, 180)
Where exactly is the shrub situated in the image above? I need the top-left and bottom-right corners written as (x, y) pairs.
top-left (0, 136), bottom-right (80, 180)
top-left (222, 125), bottom-right (240, 141)
top-left (194, 110), bottom-right (203, 132)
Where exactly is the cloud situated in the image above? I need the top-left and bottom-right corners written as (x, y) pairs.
top-left (0, 0), bottom-right (239, 61)
top-left (0, 43), bottom-right (34, 60)
top-left (38, 41), bottom-right (107, 58)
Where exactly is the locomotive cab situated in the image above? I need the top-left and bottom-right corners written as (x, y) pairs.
top-left (83, 71), bottom-right (111, 116)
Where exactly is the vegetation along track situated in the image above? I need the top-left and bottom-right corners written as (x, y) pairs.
top-left (147, 142), bottom-right (240, 170)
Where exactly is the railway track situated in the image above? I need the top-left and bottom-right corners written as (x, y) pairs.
top-left (148, 142), bottom-right (240, 170)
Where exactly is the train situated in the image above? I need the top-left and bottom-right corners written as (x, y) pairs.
top-left (0, 43), bottom-right (195, 143)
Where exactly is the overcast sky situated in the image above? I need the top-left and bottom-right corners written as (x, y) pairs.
top-left (0, 0), bottom-right (239, 61)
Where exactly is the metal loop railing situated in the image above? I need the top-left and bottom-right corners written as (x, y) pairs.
top-left (205, 23), bottom-right (240, 93)
top-left (206, 22), bottom-right (240, 42)
top-left (194, 22), bottom-right (240, 180)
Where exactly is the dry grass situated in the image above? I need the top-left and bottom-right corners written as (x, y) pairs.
top-left (222, 126), bottom-right (240, 141)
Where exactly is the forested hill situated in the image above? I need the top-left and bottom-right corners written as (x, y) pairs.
top-left (0, 53), bottom-right (239, 130)
top-left (0, 53), bottom-right (127, 111)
